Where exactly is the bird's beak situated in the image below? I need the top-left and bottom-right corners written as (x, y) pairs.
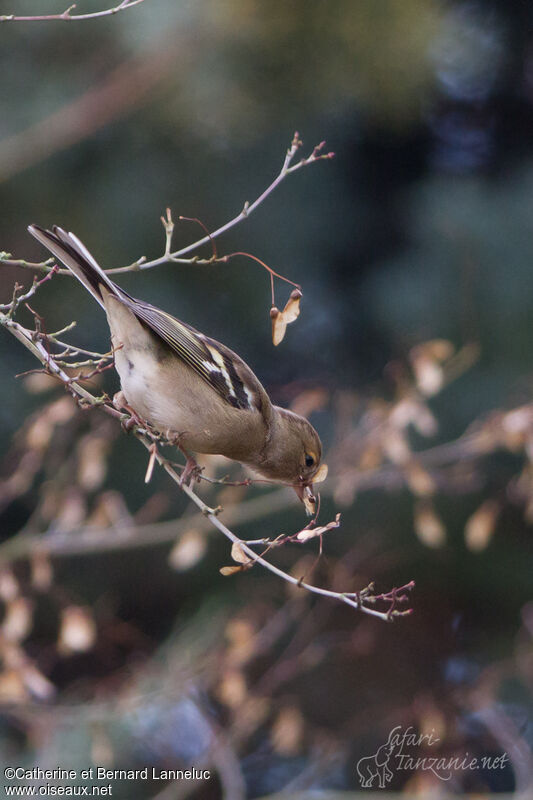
top-left (294, 464), bottom-right (328, 516)
top-left (294, 483), bottom-right (317, 517)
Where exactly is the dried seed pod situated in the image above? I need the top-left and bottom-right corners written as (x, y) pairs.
top-left (414, 500), bottom-right (446, 548)
top-left (216, 669), bottom-right (247, 708)
top-left (271, 707), bottom-right (304, 756)
top-left (0, 570), bottom-right (19, 602)
top-left (220, 565), bottom-right (247, 576)
top-left (465, 500), bottom-right (500, 551)
top-left (270, 290), bottom-right (302, 345)
top-left (0, 669), bottom-right (28, 703)
top-left (405, 461), bottom-right (436, 497)
top-left (382, 428), bottom-right (410, 465)
top-left (282, 289), bottom-right (302, 323)
top-left (270, 306), bottom-right (286, 346)
top-left (58, 606), bottom-right (97, 655)
top-left (231, 541), bottom-right (251, 565)
top-left (77, 435), bottom-right (109, 491)
top-left (296, 513), bottom-right (341, 542)
top-left (31, 550), bottom-right (53, 592)
top-left (410, 340), bottom-right (454, 397)
top-left (2, 598), bottom-right (33, 642)
top-left (168, 529), bottom-right (207, 571)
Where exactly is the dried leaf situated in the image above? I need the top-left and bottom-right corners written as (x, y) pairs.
top-left (2, 598), bottom-right (33, 642)
top-left (226, 619), bottom-right (255, 646)
top-left (282, 289), bottom-right (302, 323)
top-left (502, 406), bottom-right (533, 435)
top-left (465, 500), bottom-right (500, 551)
top-left (25, 415), bottom-right (54, 451)
top-left (413, 355), bottom-right (444, 397)
top-left (390, 398), bottom-right (438, 437)
top-left (86, 491), bottom-right (132, 529)
top-left (405, 461), bottom-right (436, 497)
top-left (168, 529), bottom-right (207, 571)
top-left (414, 501), bottom-right (446, 548)
top-left (225, 619), bottom-right (256, 665)
top-left (270, 307), bottom-right (286, 346)
top-left (30, 550), bottom-right (53, 592)
top-left (58, 606), bottom-right (97, 655)
top-left (382, 428), bottom-right (410, 465)
top-left (231, 541), bottom-right (251, 565)
top-left (296, 513), bottom-right (341, 542)
top-left (0, 669), bottom-right (28, 703)
top-left (0, 570), bottom-right (19, 602)
top-left (220, 565), bottom-right (246, 576)
top-left (48, 396), bottom-right (77, 425)
top-left (270, 289), bottom-right (302, 346)
top-left (216, 670), bottom-right (247, 708)
top-left (295, 528), bottom-right (319, 543)
top-left (412, 404), bottom-right (438, 437)
top-left (77, 435), bottom-right (109, 491)
top-left (410, 340), bottom-right (454, 397)
top-left (55, 488), bottom-right (87, 531)
top-left (358, 444), bottom-right (383, 471)
top-left (271, 707), bottom-right (304, 756)
top-left (411, 339), bottom-right (455, 362)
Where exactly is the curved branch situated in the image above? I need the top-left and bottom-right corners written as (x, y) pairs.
top-left (0, 304), bottom-right (412, 622)
top-left (0, 1), bottom-right (146, 22)
top-left (2, 134), bottom-right (333, 274)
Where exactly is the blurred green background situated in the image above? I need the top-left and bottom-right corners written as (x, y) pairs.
top-left (0, 0), bottom-right (532, 797)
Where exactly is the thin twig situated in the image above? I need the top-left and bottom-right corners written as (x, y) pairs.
top-left (106, 133), bottom-right (334, 274)
top-left (3, 134), bottom-right (333, 276)
top-left (0, 0), bottom-right (146, 23)
top-left (0, 306), bottom-right (411, 621)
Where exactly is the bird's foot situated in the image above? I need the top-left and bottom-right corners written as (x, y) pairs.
top-left (164, 429), bottom-right (188, 448)
top-left (179, 455), bottom-right (204, 487)
top-left (113, 390), bottom-right (128, 411)
top-left (113, 391), bottom-right (145, 432)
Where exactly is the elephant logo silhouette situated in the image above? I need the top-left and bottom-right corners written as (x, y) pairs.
top-left (356, 732), bottom-right (396, 788)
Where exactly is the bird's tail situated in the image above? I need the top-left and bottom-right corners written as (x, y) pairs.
top-left (28, 224), bottom-right (120, 309)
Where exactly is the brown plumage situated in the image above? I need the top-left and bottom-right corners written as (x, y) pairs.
top-left (28, 224), bottom-right (327, 512)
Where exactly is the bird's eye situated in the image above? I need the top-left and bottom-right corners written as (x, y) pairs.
top-left (305, 454), bottom-right (315, 468)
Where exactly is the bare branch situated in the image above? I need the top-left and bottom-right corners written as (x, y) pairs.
top-left (3, 134), bottom-right (333, 276)
top-left (0, 0), bottom-right (146, 23)
top-left (106, 133), bottom-right (334, 274)
top-left (0, 301), bottom-right (412, 622)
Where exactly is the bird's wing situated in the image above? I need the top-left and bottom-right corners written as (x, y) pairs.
top-left (28, 224), bottom-right (267, 413)
top-left (128, 301), bottom-right (262, 412)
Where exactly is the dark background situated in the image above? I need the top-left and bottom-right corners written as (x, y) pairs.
top-left (0, 1), bottom-right (532, 797)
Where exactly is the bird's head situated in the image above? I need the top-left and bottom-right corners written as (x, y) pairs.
top-left (258, 408), bottom-right (328, 515)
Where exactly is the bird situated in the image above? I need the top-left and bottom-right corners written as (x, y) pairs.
top-left (28, 225), bottom-right (327, 513)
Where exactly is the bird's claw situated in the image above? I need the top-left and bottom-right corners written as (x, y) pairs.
top-left (179, 456), bottom-right (204, 487)
top-left (114, 391), bottom-right (146, 432)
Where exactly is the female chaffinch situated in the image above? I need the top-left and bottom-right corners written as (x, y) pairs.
top-left (28, 225), bottom-right (327, 513)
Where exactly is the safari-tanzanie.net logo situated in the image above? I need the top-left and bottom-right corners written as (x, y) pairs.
top-left (356, 725), bottom-right (508, 789)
